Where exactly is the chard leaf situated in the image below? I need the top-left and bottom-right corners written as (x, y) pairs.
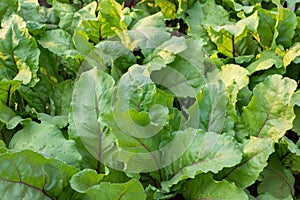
top-left (240, 75), bottom-right (297, 142)
top-left (0, 14), bottom-right (40, 86)
top-left (186, 81), bottom-right (227, 133)
top-left (18, 85), bottom-right (46, 113)
top-left (258, 155), bottom-right (295, 199)
top-left (161, 131), bottom-right (242, 191)
top-left (275, 7), bottom-right (297, 48)
top-left (217, 137), bottom-right (274, 188)
top-left (218, 64), bottom-right (250, 90)
top-left (182, 173), bottom-right (248, 200)
top-left (53, 1), bottom-right (97, 34)
top-left (132, 12), bottom-right (165, 29)
top-left (50, 80), bottom-right (74, 116)
top-left (0, 150), bottom-right (78, 199)
top-left (283, 43), bottom-right (300, 67)
top-left (71, 175), bottom-right (146, 200)
top-left (0, 80), bottom-right (22, 105)
top-left (257, 9), bottom-right (277, 48)
top-left (10, 121), bottom-right (82, 167)
top-left (0, 102), bottom-right (29, 129)
top-left (17, 0), bottom-right (53, 23)
top-left (72, 68), bottom-right (116, 172)
top-left (186, 0), bottom-right (229, 52)
top-left (247, 51), bottom-right (283, 75)
top-left (74, 19), bottom-right (100, 44)
top-left (98, 0), bottom-right (126, 39)
top-left (257, 193), bottom-right (293, 200)
top-left (155, 0), bottom-right (177, 19)
top-left (38, 29), bottom-right (80, 59)
top-left (0, 0), bottom-right (18, 22)
top-left (280, 137), bottom-right (300, 173)
top-left (0, 139), bottom-right (6, 153)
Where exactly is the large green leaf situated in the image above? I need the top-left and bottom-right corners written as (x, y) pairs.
top-left (72, 68), bottom-right (116, 172)
top-left (240, 75), bottom-right (297, 142)
top-left (0, 150), bottom-right (78, 200)
top-left (0, 14), bottom-right (40, 86)
top-left (217, 137), bottom-right (274, 188)
top-left (10, 121), bottom-right (82, 167)
top-left (71, 170), bottom-right (146, 200)
top-left (182, 173), bottom-right (248, 200)
top-left (38, 29), bottom-right (80, 59)
top-left (161, 131), bottom-right (242, 191)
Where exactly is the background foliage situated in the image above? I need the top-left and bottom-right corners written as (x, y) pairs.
top-left (0, 0), bottom-right (299, 199)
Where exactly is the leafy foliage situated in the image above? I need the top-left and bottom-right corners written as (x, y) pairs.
top-left (0, 0), bottom-right (299, 199)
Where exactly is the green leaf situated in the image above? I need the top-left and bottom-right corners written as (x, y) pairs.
top-left (70, 169), bottom-right (106, 193)
top-left (71, 68), bottom-right (115, 171)
top-left (217, 137), bottom-right (274, 188)
top-left (0, 150), bottom-right (78, 199)
top-left (17, 0), bottom-right (52, 23)
top-left (71, 177), bottom-right (146, 200)
top-left (0, 102), bottom-right (29, 129)
top-left (161, 131), bottom-right (242, 191)
top-left (257, 193), bottom-right (293, 200)
top-left (10, 121), bottom-right (82, 167)
top-left (74, 19), bottom-right (100, 45)
top-left (98, 0), bottom-right (126, 39)
top-left (37, 113), bottom-right (68, 129)
top-left (50, 80), bottom-right (74, 116)
top-left (186, 81), bottom-right (227, 133)
top-left (18, 85), bottom-right (46, 113)
top-left (280, 137), bottom-right (300, 173)
top-left (257, 9), bottom-right (276, 48)
top-left (0, 14), bottom-right (40, 86)
top-left (292, 106), bottom-right (300, 135)
top-left (187, 0), bottom-right (230, 31)
top-left (132, 12), bottom-right (165, 29)
top-left (182, 173), bottom-right (248, 200)
top-left (0, 0), bottom-right (18, 22)
top-left (0, 80), bottom-right (21, 105)
top-left (155, 0), bottom-right (177, 19)
top-left (283, 43), bottom-right (300, 67)
top-left (38, 29), bottom-right (80, 59)
top-left (240, 75), bottom-right (297, 142)
top-left (258, 155), bottom-right (295, 199)
top-left (0, 139), bottom-right (6, 154)
top-left (53, 1), bottom-right (97, 34)
top-left (292, 90), bottom-right (300, 106)
top-left (186, 0), bottom-right (230, 52)
top-left (247, 50), bottom-right (283, 75)
top-left (219, 64), bottom-right (250, 90)
top-left (275, 7), bottom-right (297, 48)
